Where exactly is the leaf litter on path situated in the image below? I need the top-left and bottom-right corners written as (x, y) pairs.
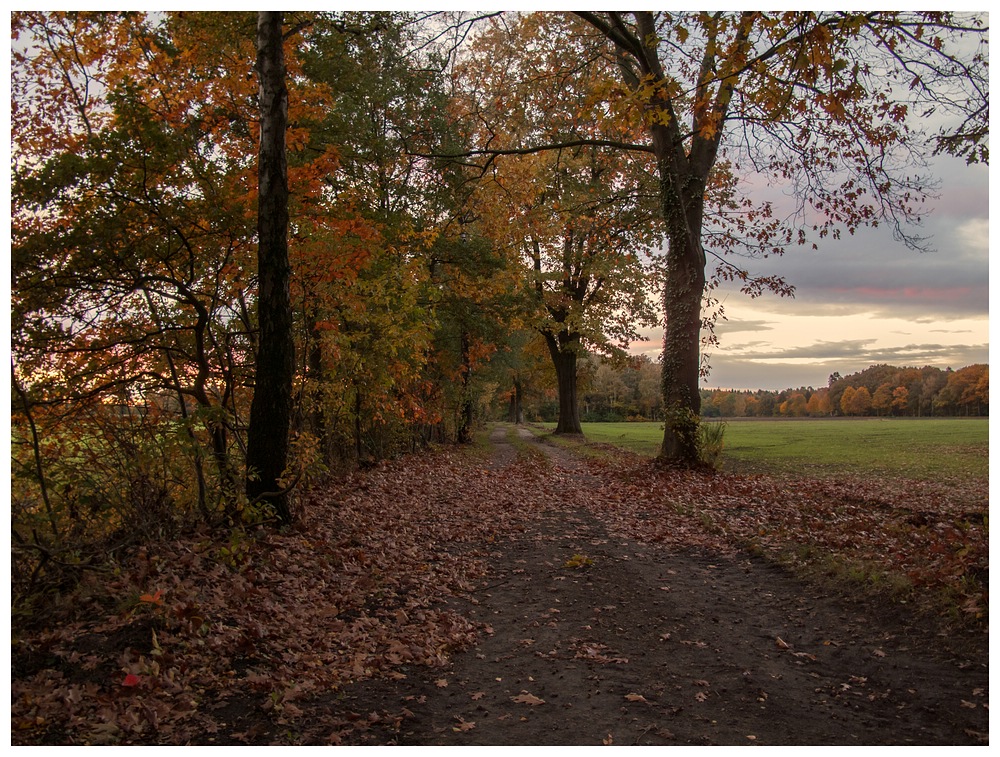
top-left (11, 426), bottom-right (988, 745)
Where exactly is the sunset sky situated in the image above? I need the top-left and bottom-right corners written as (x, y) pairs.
top-left (630, 153), bottom-right (990, 392)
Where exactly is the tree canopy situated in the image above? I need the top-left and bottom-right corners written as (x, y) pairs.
top-left (11, 10), bottom-right (988, 563)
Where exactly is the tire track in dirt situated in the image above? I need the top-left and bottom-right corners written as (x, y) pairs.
top-left (333, 424), bottom-right (989, 745)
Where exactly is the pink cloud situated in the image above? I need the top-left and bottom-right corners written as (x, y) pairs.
top-left (836, 286), bottom-right (978, 301)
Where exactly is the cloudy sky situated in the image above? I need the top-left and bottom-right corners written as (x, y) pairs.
top-left (630, 153), bottom-right (989, 392)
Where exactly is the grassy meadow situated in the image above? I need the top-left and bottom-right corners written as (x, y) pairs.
top-left (541, 418), bottom-right (989, 482)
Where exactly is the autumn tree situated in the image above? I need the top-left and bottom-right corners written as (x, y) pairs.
top-left (839, 386), bottom-right (857, 416)
top-left (12, 12), bottom-right (340, 547)
top-left (452, 14), bottom-right (664, 434)
top-left (872, 383), bottom-right (895, 416)
top-left (780, 392), bottom-right (808, 417)
top-left (293, 12), bottom-right (507, 458)
top-left (11, 11), bottom-right (271, 537)
top-left (806, 389), bottom-right (833, 417)
top-left (939, 364), bottom-right (989, 416)
top-left (892, 385), bottom-right (910, 416)
top-left (428, 11), bottom-right (987, 458)
top-left (562, 11), bottom-right (987, 463)
top-left (522, 147), bottom-right (662, 434)
top-left (841, 385), bottom-right (873, 416)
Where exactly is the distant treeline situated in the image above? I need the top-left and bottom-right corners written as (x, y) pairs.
top-left (704, 363), bottom-right (988, 418)
top-left (528, 359), bottom-right (988, 421)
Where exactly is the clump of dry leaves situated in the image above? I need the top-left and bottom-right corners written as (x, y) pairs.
top-left (11, 451), bottom-right (556, 745)
top-left (590, 455), bottom-right (988, 619)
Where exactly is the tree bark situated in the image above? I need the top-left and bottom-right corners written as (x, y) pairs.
top-left (457, 331), bottom-right (475, 443)
top-left (305, 310), bottom-right (331, 465)
top-left (652, 144), bottom-right (708, 464)
top-left (658, 225), bottom-right (706, 461)
top-left (245, 11), bottom-right (294, 524)
top-left (544, 333), bottom-right (583, 434)
top-left (508, 378), bottom-right (524, 424)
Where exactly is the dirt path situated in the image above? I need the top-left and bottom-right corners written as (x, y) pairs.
top-left (335, 425), bottom-right (988, 745)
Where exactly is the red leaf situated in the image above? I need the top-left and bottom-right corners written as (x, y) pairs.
top-left (139, 589), bottom-right (164, 606)
top-left (122, 673), bottom-right (141, 687)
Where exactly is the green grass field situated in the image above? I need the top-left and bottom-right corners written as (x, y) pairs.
top-left (541, 418), bottom-right (989, 482)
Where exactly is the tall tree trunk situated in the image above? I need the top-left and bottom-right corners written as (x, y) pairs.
top-left (508, 378), bottom-right (524, 424)
top-left (305, 308), bottom-right (332, 465)
top-left (544, 333), bottom-right (583, 434)
top-left (659, 226), bottom-right (706, 461)
top-left (652, 143), bottom-right (708, 465)
top-left (353, 382), bottom-right (364, 463)
top-left (246, 11), bottom-right (294, 524)
top-left (457, 331), bottom-right (475, 444)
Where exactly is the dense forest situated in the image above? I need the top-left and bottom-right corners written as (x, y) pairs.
top-left (11, 11), bottom-right (987, 598)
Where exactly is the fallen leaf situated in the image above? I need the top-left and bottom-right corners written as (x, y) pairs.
top-left (435, 679), bottom-right (449, 688)
top-left (511, 692), bottom-right (545, 706)
top-left (775, 637), bottom-right (790, 649)
top-left (624, 693), bottom-right (648, 702)
top-left (470, 692), bottom-right (485, 701)
top-left (960, 700), bottom-right (977, 709)
top-left (122, 673), bottom-right (141, 687)
top-left (694, 691), bottom-right (709, 702)
top-left (452, 719), bottom-right (476, 732)
top-left (564, 553), bottom-right (593, 569)
top-left (603, 734), bottom-right (614, 745)
top-left (873, 649), bottom-right (887, 658)
top-left (139, 589), bottom-right (164, 606)
top-left (692, 679), bottom-right (710, 687)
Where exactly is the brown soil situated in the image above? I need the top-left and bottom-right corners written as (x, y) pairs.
top-left (320, 427), bottom-right (989, 746)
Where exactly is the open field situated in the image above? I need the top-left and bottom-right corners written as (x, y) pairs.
top-left (541, 418), bottom-right (989, 482)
